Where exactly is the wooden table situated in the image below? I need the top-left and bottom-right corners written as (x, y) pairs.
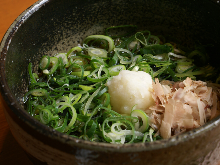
top-left (0, 1), bottom-right (37, 164)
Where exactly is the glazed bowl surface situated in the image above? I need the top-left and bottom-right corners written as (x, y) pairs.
top-left (1, 0), bottom-right (220, 164)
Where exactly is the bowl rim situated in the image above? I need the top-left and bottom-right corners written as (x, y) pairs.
top-left (1, 0), bottom-right (220, 153)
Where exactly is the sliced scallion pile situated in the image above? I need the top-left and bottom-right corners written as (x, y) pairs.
top-left (25, 25), bottom-right (218, 144)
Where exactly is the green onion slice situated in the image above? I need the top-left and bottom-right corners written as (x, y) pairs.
top-left (55, 53), bottom-right (69, 67)
top-left (129, 55), bottom-right (142, 69)
top-left (87, 66), bottom-right (109, 82)
top-left (88, 48), bottom-right (108, 58)
top-left (43, 57), bottom-right (59, 75)
top-left (79, 85), bottom-right (94, 91)
top-left (135, 30), bottom-right (151, 46)
top-left (176, 64), bottom-right (193, 73)
top-left (71, 71), bottom-right (91, 77)
top-left (28, 63), bottom-right (37, 84)
top-left (100, 93), bottom-right (110, 107)
top-left (108, 65), bottom-right (126, 76)
top-left (66, 46), bottom-right (82, 57)
top-left (114, 48), bottom-right (134, 64)
top-left (83, 86), bottom-right (102, 115)
top-left (83, 106), bottom-right (100, 138)
top-left (102, 117), bottom-right (138, 144)
top-left (131, 109), bottom-right (149, 132)
top-left (83, 35), bottom-right (115, 52)
top-left (56, 102), bottom-right (77, 132)
top-left (31, 89), bottom-right (48, 97)
top-left (39, 108), bottom-right (52, 124)
top-left (56, 96), bottom-right (70, 112)
top-left (39, 56), bottom-right (50, 70)
top-left (90, 56), bottom-right (108, 69)
top-left (175, 70), bottom-right (204, 78)
top-left (69, 93), bottom-right (82, 105)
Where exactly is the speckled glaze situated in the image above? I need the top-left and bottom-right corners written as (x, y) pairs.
top-left (1, 0), bottom-right (220, 164)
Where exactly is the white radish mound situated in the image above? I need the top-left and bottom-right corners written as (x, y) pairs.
top-left (106, 70), bottom-right (155, 115)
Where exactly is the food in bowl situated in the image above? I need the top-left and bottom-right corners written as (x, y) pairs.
top-left (24, 25), bottom-right (220, 144)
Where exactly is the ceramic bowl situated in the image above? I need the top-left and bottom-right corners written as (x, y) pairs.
top-left (1, 0), bottom-right (220, 164)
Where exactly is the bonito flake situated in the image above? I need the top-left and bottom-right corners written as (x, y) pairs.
top-left (145, 77), bottom-right (220, 139)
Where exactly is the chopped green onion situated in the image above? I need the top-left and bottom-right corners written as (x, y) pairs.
top-left (83, 86), bottom-right (102, 115)
top-left (108, 65), bottom-right (126, 76)
top-left (131, 109), bottom-right (149, 132)
top-left (66, 46), bottom-right (82, 57)
top-left (55, 53), bottom-right (69, 67)
top-left (83, 35), bottom-right (115, 52)
top-left (43, 57), bottom-right (59, 75)
top-left (25, 26), bottom-right (215, 144)
top-left (87, 48), bottom-right (108, 58)
top-left (39, 56), bottom-right (50, 70)
top-left (71, 71), bottom-right (91, 77)
top-left (87, 66), bottom-right (109, 82)
top-left (28, 63), bottom-right (37, 84)
top-left (57, 102), bottom-right (77, 132)
top-left (114, 48), bottom-right (134, 64)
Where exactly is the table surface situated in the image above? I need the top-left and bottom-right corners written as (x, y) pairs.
top-left (0, 1), bottom-right (37, 164)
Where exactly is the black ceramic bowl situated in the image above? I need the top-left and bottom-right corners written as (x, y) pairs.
top-left (1, 0), bottom-right (220, 164)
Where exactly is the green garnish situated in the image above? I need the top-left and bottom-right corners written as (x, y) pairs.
top-left (24, 25), bottom-right (218, 144)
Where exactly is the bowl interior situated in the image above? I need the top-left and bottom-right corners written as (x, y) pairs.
top-left (1, 0), bottom-right (220, 151)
